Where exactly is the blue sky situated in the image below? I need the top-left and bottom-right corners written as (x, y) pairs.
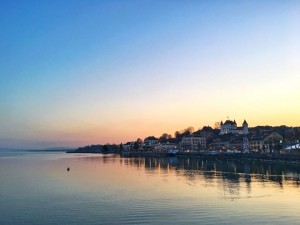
top-left (1, 0), bottom-right (299, 149)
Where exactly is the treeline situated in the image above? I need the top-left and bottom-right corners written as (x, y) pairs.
top-left (71, 144), bottom-right (121, 153)
top-left (155, 126), bottom-right (197, 143)
top-left (128, 126), bottom-right (201, 150)
top-left (148, 126), bottom-right (215, 143)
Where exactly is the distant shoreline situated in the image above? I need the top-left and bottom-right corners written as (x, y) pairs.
top-left (29, 149), bottom-right (76, 152)
top-left (0, 149), bottom-right (73, 152)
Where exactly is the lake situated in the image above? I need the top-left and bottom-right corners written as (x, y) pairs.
top-left (0, 151), bottom-right (299, 225)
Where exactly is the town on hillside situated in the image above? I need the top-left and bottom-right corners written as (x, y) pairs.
top-left (74, 119), bottom-right (300, 155)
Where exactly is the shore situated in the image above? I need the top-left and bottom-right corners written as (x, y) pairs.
top-left (67, 150), bottom-right (300, 163)
top-left (120, 151), bottom-right (300, 162)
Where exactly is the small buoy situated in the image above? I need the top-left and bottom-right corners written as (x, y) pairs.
top-left (67, 167), bottom-right (70, 171)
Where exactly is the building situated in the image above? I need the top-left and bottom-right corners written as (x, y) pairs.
top-left (143, 136), bottom-right (159, 147)
top-left (193, 126), bottom-right (214, 139)
top-left (249, 131), bottom-right (283, 152)
top-left (208, 141), bottom-right (229, 151)
top-left (229, 138), bottom-right (244, 152)
top-left (154, 143), bottom-right (177, 152)
top-left (122, 142), bottom-right (135, 151)
top-left (220, 119), bottom-right (249, 135)
top-left (181, 135), bottom-right (206, 150)
top-left (249, 138), bottom-right (264, 152)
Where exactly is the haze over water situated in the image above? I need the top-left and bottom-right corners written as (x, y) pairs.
top-left (1, 151), bottom-right (299, 225)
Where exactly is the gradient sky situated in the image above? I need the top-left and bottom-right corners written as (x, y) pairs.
top-left (1, 0), bottom-right (300, 149)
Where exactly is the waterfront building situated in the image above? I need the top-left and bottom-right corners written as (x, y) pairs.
top-left (249, 139), bottom-right (264, 152)
top-left (208, 141), bottom-right (229, 151)
top-left (154, 143), bottom-right (177, 152)
top-left (249, 131), bottom-right (283, 152)
top-left (123, 142), bottom-right (135, 151)
top-left (143, 136), bottom-right (159, 147)
top-left (144, 136), bottom-right (159, 146)
top-left (229, 138), bottom-right (244, 151)
top-left (181, 135), bottom-right (206, 150)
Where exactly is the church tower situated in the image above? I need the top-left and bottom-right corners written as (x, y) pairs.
top-left (242, 119), bottom-right (249, 152)
top-left (243, 136), bottom-right (249, 153)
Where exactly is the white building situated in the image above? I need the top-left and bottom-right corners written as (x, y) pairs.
top-left (220, 119), bottom-right (249, 135)
top-left (143, 136), bottom-right (159, 147)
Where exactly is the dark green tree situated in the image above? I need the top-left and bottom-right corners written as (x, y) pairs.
top-left (102, 145), bottom-right (109, 153)
top-left (133, 138), bottom-right (143, 150)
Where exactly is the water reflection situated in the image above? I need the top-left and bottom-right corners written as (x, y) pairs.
top-left (72, 155), bottom-right (299, 188)
top-left (1, 152), bottom-right (299, 225)
top-left (121, 157), bottom-right (299, 202)
top-left (76, 155), bottom-right (300, 189)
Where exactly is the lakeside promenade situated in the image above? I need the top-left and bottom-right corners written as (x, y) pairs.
top-left (67, 149), bottom-right (300, 163)
top-left (120, 151), bottom-right (300, 162)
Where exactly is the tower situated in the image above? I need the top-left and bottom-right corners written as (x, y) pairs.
top-left (242, 119), bottom-right (249, 135)
top-left (243, 136), bottom-right (249, 153)
top-left (243, 119), bottom-right (249, 152)
top-left (233, 119), bottom-right (237, 129)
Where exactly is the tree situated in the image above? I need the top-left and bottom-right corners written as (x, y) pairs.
top-left (274, 143), bottom-right (282, 153)
top-left (159, 133), bottom-right (172, 142)
top-left (184, 126), bottom-right (195, 134)
top-left (102, 145), bottom-right (109, 153)
top-left (133, 142), bottom-right (140, 150)
top-left (133, 138), bottom-right (142, 150)
top-left (174, 131), bottom-right (181, 139)
top-left (180, 127), bottom-right (194, 136)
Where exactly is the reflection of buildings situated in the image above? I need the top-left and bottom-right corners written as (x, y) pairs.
top-left (120, 155), bottom-right (300, 190)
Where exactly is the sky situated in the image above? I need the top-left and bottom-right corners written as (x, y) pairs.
top-left (1, 0), bottom-right (300, 149)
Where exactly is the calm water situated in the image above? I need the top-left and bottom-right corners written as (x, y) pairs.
top-left (0, 151), bottom-right (299, 225)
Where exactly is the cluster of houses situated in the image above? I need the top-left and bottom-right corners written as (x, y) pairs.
top-left (122, 119), bottom-right (299, 153)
